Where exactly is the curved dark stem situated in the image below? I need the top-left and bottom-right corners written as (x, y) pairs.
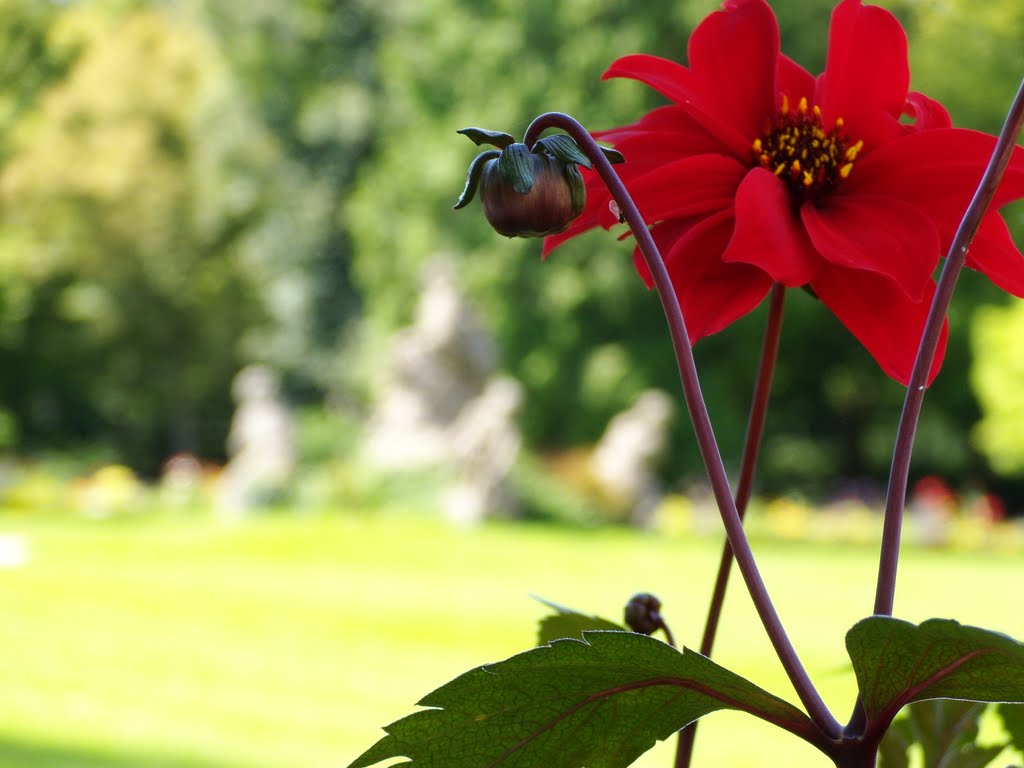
top-left (846, 76), bottom-right (1024, 738)
top-left (523, 113), bottom-right (842, 741)
top-left (658, 620), bottom-right (676, 649)
top-left (674, 283), bottom-right (787, 768)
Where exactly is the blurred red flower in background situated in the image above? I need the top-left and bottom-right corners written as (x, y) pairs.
top-left (544, 0), bottom-right (1024, 385)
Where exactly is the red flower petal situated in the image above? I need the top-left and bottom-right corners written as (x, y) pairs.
top-left (542, 209), bottom-right (602, 257)
top-left (721, 169), bottom-right (820, 286)
top-left (966, 213), bottom-right (1024, 297)
top-left (605, 154), bottom-right (746, 227)
top-left (640, 211), bottom-right (772, 341)
top-left (845, 129), bottom-right (1024, 295)
top-left (847, 128), bottom-right (1024, 213)
top-left (632, 217), bottom-right (700, 288)
top-left (596, 104), bottom-right (706, 136)
top-left (801, 194), bottom-right (940, 300)
top-left (596, 106), bottom-right (724, 159)
top-left (542, 170), bottom-right (613, 257)
top-left (903, 92), bottom-right (952, 131)
top-left (687, 0), bottom-right (779, 143)
top-left (812, 266), bottom-right (947, 386)
top-left (818, 0), bottom-right (909, 147)
top-left (603, 54), bottom-right (753, 159)
top-left (777, 54), bottom-right (815, 106)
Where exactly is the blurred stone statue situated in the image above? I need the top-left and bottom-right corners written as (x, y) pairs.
top-left (364, 259), bottom-right (497, 468)
top-left (219, 365), bottom-right (296, 515)
top-left (443, 376), bottom-right (523, 525)
top-left (363, 258), bottom-right (527, 523)
top-left (160, 453), bottom-right (207, 510)
top-left (590, 390), bottom-right (675, 527)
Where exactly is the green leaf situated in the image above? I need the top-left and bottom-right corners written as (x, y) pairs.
top-left (532, 596), bottom-right (625, 645)
top-left (349, 631), bottom-right (820, 768)
top-left (847, 617), bottom-right (1024, 732)
top-left (457, 127), bottom-right (516, 149)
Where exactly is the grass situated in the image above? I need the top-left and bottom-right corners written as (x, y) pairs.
top-left (0, 511), bottom-right (1020, 767)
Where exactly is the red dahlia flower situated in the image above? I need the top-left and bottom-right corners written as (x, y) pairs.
top-left (543, 0), bottom-right (1024, 384)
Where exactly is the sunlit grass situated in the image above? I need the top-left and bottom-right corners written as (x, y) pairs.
top-left (0, 512), bottom-right (1020, 767)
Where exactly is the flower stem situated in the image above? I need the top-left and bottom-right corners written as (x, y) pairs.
top-left (524, 112), bottom-right (841, 740)
top-left (674, 283), bottom-right (786, 768)
top-left (846, 72), bottom-right (1024, 742)
top-left (872, 76), bottom-right (1024, 620)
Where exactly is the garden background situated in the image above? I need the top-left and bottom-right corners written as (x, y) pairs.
top-left (1, 0), bottom-right (1023, 766)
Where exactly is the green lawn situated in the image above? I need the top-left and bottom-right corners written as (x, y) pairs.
top-left (0, 512), bottom-right (1020, 767)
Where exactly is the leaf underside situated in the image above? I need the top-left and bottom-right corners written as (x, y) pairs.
top-left (348, 631), bottom-right (815, 768)
top-left (847, 617), bottom-right (1024, 734)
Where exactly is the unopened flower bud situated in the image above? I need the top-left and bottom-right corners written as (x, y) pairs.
top-left (624, 593), bottom-right (664, 636)
top-left (454, 126), bottom-right (622, 239)
top-left (477, 149), bottom-right (583, 237)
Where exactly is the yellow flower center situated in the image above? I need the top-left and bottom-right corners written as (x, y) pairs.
top-left (752, 95), bottom-right (862, 199)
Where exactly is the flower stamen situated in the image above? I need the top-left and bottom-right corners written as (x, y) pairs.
top-left (753, 100), bottom-right (860, 200)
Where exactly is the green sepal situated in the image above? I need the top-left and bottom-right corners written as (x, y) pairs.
top-left (497, 143), bottom-right (534, 194)
top-left (453, 149), bottom-right (500, 209)
top-left (564, 163), bottom-right (586, 218)
top-left (456, 127), bottom-right (516, 149)
top-left (534, 134), bottom-right (591, 169)
top-left (601, 145), bottom-right (626, 164)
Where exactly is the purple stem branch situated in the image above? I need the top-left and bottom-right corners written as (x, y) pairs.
top-left (873, 77), bottom-right (1024, 619)
top-left (844, 74), bottom-right (1024, 743)
top-left (523, 112), bottom-right (841, 741)
top-left (674, 283), bottom-right (787, 768)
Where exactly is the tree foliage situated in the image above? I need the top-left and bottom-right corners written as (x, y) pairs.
top-left (970, 301), bottom-right (1024, 475)
top-left (0, 3), bottom-right (273, 467)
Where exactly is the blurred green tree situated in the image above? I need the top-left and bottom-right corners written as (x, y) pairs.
top-left (175, 0), bottom-right (383, 395)
top-left (971, 302), bottom-right (1024, 476)
top-left (907, 0), bottom-right (1024, 136)
top-left (0, 4), bottom-right (277, 471)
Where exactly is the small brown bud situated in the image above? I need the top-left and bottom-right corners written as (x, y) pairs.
top-left (624, 593), bottom-right (664, 636)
